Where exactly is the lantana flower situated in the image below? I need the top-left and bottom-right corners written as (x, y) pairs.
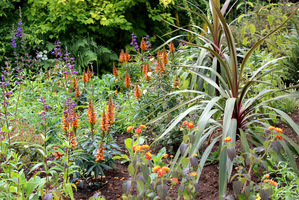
top-left (127, 126), bottom-right (134, 132)
top-left (223, 137), bottom-right (232, 142)
top-left (145, 151), bottom-right (152, 160)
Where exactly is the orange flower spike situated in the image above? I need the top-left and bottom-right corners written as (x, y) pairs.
top-left (173, 76), bottom-right (180, 87)
top-left (134, 85), bottom-right (141, 99)
top-left (95, 143), bottom-right (106, 162)
top-left (223, 137), bottom-right (232, 142)
top-left (112, 63), bottom-right (119, 77)
top-left (169, 41), bottom-right (175, 53)
top-left (145, 151), bottom-right (152, 160)
top-left (119, 50), bottom-right (125, 63)
top-left (87, 67), bottom-right (92, 81)
top-left (162, 47), bottom-right (169, 65)
top-left (125, 49), bottom-right (130, 63)
top-left (82, 72), bottom-right (88, 83)
top-left (72, 110), bottom-right (79, 129)
top-left (87, 100), bottom-right (97, 125)
top-left (124, 72), bottom-right (131, 88)
top-left (72, 77), bottom-right (78, 90)
top-left (75, 87), bottom-right (81, 98)
top-left (107, 97), bottom-right (115, 125)
top-left (142, 64), bottom-right (148, 74)
top-left (62, 112), bottom-right (69, 132)
top-left (140, 37), bottom-right (147, 51)
top-left (100, 109), bottom-right (109, 133)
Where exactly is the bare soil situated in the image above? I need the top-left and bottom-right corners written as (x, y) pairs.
top-left (74, 109), bottom-right (299, 199)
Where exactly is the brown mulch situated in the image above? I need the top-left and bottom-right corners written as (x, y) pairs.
top-left (74, 109), bottom-right (299, 199)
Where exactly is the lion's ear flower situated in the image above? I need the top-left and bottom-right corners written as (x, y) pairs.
top-left (127, 126), bottom-right (134, 132)
top-left (223, 137), bottom-right (232, 142)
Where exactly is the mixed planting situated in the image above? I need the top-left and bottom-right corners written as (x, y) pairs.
top-left (0, 0), bottom-right (299, 200)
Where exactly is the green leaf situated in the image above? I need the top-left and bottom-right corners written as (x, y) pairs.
top-left (128, 163), bottom-right (135, 177)
top-left (136, 180), bottom-right (144, 196)
top-left (268, 15), bottom-right (273, 26)
top-left (249, 24), bottom-right (255, 35)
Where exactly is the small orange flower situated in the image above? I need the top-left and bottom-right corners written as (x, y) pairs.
top-left (115, 90), bottom-right (118, 94)
top-left (54, 151), bottom-right (63, 160)
top-left (192, 154), bottom-right (198, 157)
top-left (224, 137), bottom-right (232, 142)
top-left (187, 122), bottom-right (194, 129)
top-left (264, 174), bottom-right (270, 178)
top-left (264, 179), bottom-right (271, 183)
top-left (190, 172), bottom-right (197, 177)
top-left (171, 178), bottom-right (179, 185)
top-left (274, 128), bottom-right (283, 133)
top-left (127, 126), bottom-right (134, 132)
top-left (139, 125), bottom-right (147, 129)
top-left (135, 128), bottom-right (142, 135)
top-left (275, 135), bottom-right (283, 140)
top-left (152, 166), bottom-right (161, 173)
top-left (268, 126), bottom-right (275, 130)
top-left (145, 151), bottom-right (152, 160)
top-left (134, 145), bottom-right (143, 152)
top-left (142, 145), bottom-right (150, 149)
top-left (157, 168), bottom-right (167, 178)
top-left (169, 41), bottom-right (175, 53)
top-left (270, 180), bottom-right (277, 187)
top-left (140, 37), bottom-right (147, 51)
top-left (161, 166), bottom-right (170, 172)
top-left (163, 153), bottom-right (169, 158)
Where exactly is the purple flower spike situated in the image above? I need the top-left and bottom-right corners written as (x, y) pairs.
top-left (73, 71), bottom-right (78, 75)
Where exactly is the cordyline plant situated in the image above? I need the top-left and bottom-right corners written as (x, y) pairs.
top-left (141, 0), bottom-right (299, 199)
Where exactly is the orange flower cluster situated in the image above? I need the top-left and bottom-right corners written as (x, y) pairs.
top-left (82, 68), bottom-right (92, 83)
top-left (62, 112), bottom-right (69, 132)
top-left (264, 179), bottom-right (277, 187)
top-left (169, 41), bottom-right (175, 53)
top-left (124, 72), bottom-right (132, 88)
top-left (107, 97), bottom-right (115, 125)
top-left (87, 99), bottom-right (97, 125)
top-left (134, 85), bottom-right (141, 99)
top-left (112, 63), bottom-right (119, 77)
top-left (152, 166), bottom-right (171, 178)
top-left (95, 143), bottom-right (106, 162)
top-left (54, 151), bottom-right (63, 160)
top-left (173, 76), bottom-right (180, 87)
top-left (87, 67), bottom-right (92, 80)
top-left (119, 49), bottom-right (130, 63)
top-left (62, 109), bottom-right (79, 133)
top-left (132, 144), bottom-right (150, 152)
top-left (268, 126), bottom-right (283, 133)
top-left (190, 172), bottom-right (197, 177)
top-left (100, 109), bottom-right (109, 133)
top-left (140, 38), bottom-right (147, 51)
top-left (275, 135), bottom-right (283, 140)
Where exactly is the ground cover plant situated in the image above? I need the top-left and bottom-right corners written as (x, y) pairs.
top-left (0, 0), bottom-right (299, 200)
